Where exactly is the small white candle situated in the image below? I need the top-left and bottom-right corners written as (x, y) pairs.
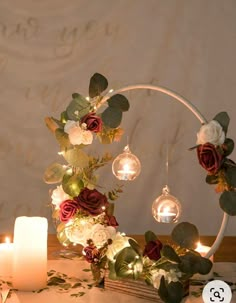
top-left (13, 216), bottom-right (48, 291)
top-left (157, 207), bottom-right (176, 223)
top-left (193, 242), bottom-right (214, 280)
top-left (0, 237), bottom-right (14, 278)
top-left (117, 164), bottom-right (135, 180)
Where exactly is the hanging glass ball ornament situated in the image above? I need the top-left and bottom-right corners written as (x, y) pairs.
top-left (152, 185), bottom-right (181, 223)
top-left (112, 145), bottom-right (141, 181)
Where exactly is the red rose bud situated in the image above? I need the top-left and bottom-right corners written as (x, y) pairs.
top-left (81, 113), bottom-right (102, 133)
top-left (59, 199), bottom-right (79, 222)
top-left (197, 143), bottom-right (223, 175)
top-left (143, 239), bottom-right (163, 261)
top-left (104, 215), bottom-right (119, 227)
top-left (83, 245), bottom-right (100, 263)
top-left (75, 188), bottom-right (109, 216)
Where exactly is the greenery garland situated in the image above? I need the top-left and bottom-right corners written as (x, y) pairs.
top-left (44, 73), bottom-right (236, 303)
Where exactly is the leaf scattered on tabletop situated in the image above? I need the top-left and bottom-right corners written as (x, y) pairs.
top-left (70, 292), bottom-right (86, 297)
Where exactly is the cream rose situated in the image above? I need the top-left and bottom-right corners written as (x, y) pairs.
top-left (196, 120), bottom-right (225, 146)
top-left (106, 232), bottom-right (130, 261)
top-left (151, 269), bottom-right (182, 289)
top-left (89, 223), bottom-right (116, 248)
top-left (65, 219), bottom-right (93, 246)
top-left (51, 185), bottom-right (70, 209)
top-left (64, 120), bottom-right (93, 145)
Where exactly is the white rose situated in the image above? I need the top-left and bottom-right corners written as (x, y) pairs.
top-left (89, 224), bottom-right (116, 248)
top-left (80, 129), bottom-right (93, 145)
top-left (196, 120), bottom-right (225, 146)
top-left (51, 185), bottom-right (70, 209)
top-left (64, 120), bottom-right (93, 145)
top-left (65, 220), bottom-right (93, 246)
top-left (166, 269), bottom-right (182, 283)
top-left (151, 269), bottom-right (181, 289)
top-left (151, 269), bottom-right (166, 289)
top-left (106, 232), bottom-right (130, 261)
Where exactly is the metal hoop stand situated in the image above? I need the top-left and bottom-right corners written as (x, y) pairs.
top-left (100, 84), bottom-right (229, 259)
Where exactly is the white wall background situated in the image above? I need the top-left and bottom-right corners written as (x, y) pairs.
top-left (0, 0), bottom-right (236, 237)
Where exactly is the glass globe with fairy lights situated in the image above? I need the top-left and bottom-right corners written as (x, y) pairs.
top-left (112, 145), bottom-right (141, 181)
top-left (152, 185), bottom-right (182, 223)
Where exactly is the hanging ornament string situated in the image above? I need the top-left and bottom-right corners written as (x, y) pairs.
top-left (165, 130), bottom-right (169, 187)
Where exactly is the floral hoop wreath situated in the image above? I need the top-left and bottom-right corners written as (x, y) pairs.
top-left (44, 73), bottom-right (235, 303)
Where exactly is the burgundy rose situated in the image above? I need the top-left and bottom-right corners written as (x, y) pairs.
top-left (143, 239), bottom-right (163, 261)
top-left (104, 214), bottom-right (119, 227)
top-left (197, 143), bottom-right (223, 174)
top-left (83, 244), bottom-right (100, 263)
top-left (75, 188), bottom-right (109, 216)
top-left (81, 113), bottom-right (102, 133)
top-left (59, 199), bottom-right (79, 222)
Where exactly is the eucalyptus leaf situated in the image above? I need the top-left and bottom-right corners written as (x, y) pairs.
top-left (171, 222), bottom-right (199, 249)
top-left (114, 247), bottom-right (142, 279)
top-left (206, 174), bottom-right (218, 185)
top-left (108, 260), bottom-right (118, 280)
top-left (61, 111), bottom-right (69, 123)
top-left (178, 252), bottom-right (200, 275)
top-left (56, 222), bottom-right (66, 233)
top-left (219, 191), bottom-right (236, 215)
top-left (66, 94), bottom-right (90, 120)
top-left (55, 129), bottom-right (71, 149)
top-left (144, 230), bottom-right (157, 243)
top-left (72, 93), bottom-right (80, 99)
top-left (43, 162), bottom-right (65, 184)
top-left (224, 165), bottom-right (236, 187)
top-left (196, 257), bottom-right (213, 275)
top-left (56, 224), bottom-right (71, 246)
top-left (45, 116), bottom-right (58, 133)
top-left (106, 203), bottom-right (115, 216)
top-left (89, 73), bottom-right (108, 98)
top-left (62, 173), bottom-right (84, 196)
top-left (161, 245), bottom-right (181, 263)
top-left (166, 281), bottom-right (184, 303)
top-left (52, 117), bottom-right (64, 129)
top-left (213, 112), bottom-right (230, 134)
top-left (158, 276), bottom-right (168, 303)
top-left (128, 238), bottom-right (143, 256)
top-left (223, 138), bottom-right (234, 156)
top-left (101, 107), bottom-right (122, 128)
top-left (63, 147), bottom-right (89, 168)
top-left (107, 94), bottom-right (130, 112)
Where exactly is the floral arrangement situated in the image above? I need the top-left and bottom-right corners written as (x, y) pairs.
top-left (44, 73), bottom-right (216, 303)
top-left (193, 112), bottom-right (236, 216)
top-left (44, 73), bottom-right (129, 248)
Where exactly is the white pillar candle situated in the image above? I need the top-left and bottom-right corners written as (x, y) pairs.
top-left (0, 237), bottom-right (14, 278)
top-left (13, 217), bottom-right (48, 291)
top-left (193, 242), bottom-right (214, 280)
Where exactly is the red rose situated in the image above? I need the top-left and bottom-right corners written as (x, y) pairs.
top-left (197, 143), bottom-right (223, 175)
top-left (75, 188), bottom-right (109, 216)
top-left (59, 199), bottom-right (79, 222)
top-left (104, 215), bottom-right (119, 227)
top-left (83, 245), bottom-right (100, 263)
top-left (81, 113), bottom-right (102, 133)
top-left (143, 239), bottom-right (163, 261)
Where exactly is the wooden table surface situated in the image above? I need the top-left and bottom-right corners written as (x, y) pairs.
top-left (1, 234), bottom-right (235, 262)
top-left (47, 234), bottom-right (236, 262)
